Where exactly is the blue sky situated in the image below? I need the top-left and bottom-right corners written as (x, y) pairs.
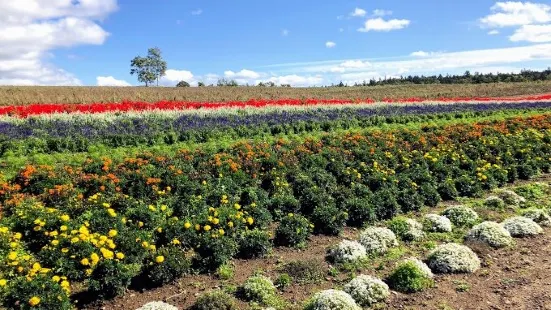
top-left (1, 1), bottom-right (551, 86)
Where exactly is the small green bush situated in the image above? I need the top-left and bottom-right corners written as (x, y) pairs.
top-left (3, 275), bottom-right (73, 310)
top-left (87, 260), bottom-right (141, 299)
top-left (192, 290), bottom-right (238, 310)
top-left (279, 260), bottom-right (325, 284)
top-left (194, 235), bottom-right (238, 271)
top-left (143, 246), bottom-right (191, 286)
top-left (387, 258), bottom-right (434, 293)
top-left (275, 273), bottom-right (293, 290)
top-left (274, 214), bottom-right (312, 247)
top-left (215, 263), bottom-right (234, 280)
top-left (310, 205), bottom-right (348, 235)
top-left (237, 229), bottom-right (272, 259)
top-left (387, 216), bottom-right (424, 242)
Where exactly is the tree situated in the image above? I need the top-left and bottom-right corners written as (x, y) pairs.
top-left (197, 81), bottom-right (205, 87)
top-left (176, 80), bottom-right (190, 87)
top-left (130, 47), bottom-right (167, 87)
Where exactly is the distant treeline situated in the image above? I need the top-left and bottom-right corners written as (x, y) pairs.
top-left (330, 68), bottom-right (551, 87)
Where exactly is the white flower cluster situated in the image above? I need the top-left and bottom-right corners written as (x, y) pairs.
top-left (521, 209), bottom-right (551, 227)
top-left (304, 289), bottom-right (361, 310)
top-left (398, 218), bottom-right (425, 241)
top-left (242, 275), bottom-right (276, 302)
top-left (358, 227), bottom-right (398, 255)
top-left (427, 243), bottom-right (480, 274)
top-left (343, 275), bottom-right (390, 307)
top-left (136, 302), bottom-right (178, 310)
top-left (466, 221), bottom-right (513, 248)
top-left (442, 206), bottom-right (479, 227)
top-left (423, 214), bottom-right (452, 233)
top-left (328, 240), bottom-right (367, 264)
top-left (497, 190), bottom-right (526, 207)
top-left (483, 196), bottom-right (506, 210)
top-left (401, 257), bottom-right (433, 278)
top-left (502, 216), bottom-right (543, 237)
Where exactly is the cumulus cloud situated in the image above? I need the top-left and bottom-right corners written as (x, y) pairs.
top-left (0, 0), bottom-right (118, 85)
top-left (163, 69), bottom-right (194, 83)
top-left (480, 1), bottom-right (551, 28)
top-left (358, 17), bottom-right (410, 32)
top-left (372, 9), bottom-right (392, 17)
top-left (410, 51), bottom-right (442, 57)
top-left (191, 9), bottom-right (203, 15)
top-left (488, 29), bottom-right (500, 35)
top-left (96, 76), bottom-right (131, 86)
top-left (350, 8), bottom-right (367, 17)
top-left (510, 24), bottom-right (551, 42)
top-left (325, 41), bottom-right (336, 48)
top-left (224, 69), bottom-right (261, 79)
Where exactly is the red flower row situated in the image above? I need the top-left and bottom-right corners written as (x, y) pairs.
top-left (1, 94), bottom-right (550, 118)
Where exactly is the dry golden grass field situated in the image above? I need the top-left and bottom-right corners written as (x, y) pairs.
top-left (2, 81), bottom-right (551, 105)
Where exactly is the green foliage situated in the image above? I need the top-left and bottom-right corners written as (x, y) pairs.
top-left (279, 260), bottom-right (325, 284)
top-left (237, 229), bottom-right (272, 259)
top-left (215, 263), bottom-right (235, 280)
top-left (194, 235), bottom-right (238, 271)
top-left (310, 204), bottom-right (348, 235)
top-left (387, 260), bottom-right (434, 293)
top-left (274, 214), bottom-right (312, 247)
top-left (274, 273), bottom-right (292, 290)
top-left (87, 260), bottom-right (141, 299)
top-left (2, 275), bottom-right (72, 310)
top-left (130, 47), bottom-right (167, 86)
top-left (176, 81), bottom-right (190, 87)
top-left (143, 246), bottom-right (191, 287)
top-left (192, 290), bottom-right (238, 310)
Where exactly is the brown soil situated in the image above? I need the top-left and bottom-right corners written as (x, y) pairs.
top-left (82, 178), bottom-right (551, 310)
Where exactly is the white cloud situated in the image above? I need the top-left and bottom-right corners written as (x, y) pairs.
top-left (96, 76), bottom-right (131, 86)
top-left (325, 41), bottom-right (336, 48)
top-left (191, 9), bottom-right (202, 15)
top-left (163, 69), bottom-right (194, 82)
top-left (488, 29), bottom-right (500, 35)
top-left (260, 74), bottom-right (324, 87)
top-left (350, 8), bottom-right (367, 17)
top-left (510, 24), bottom-right (551, 42)
top-left (480, 2), bottom-right (551, 28)
top-left (410, 51), bottom-right (442, 57)
top-left (358, 18), bottom-right (410, 32)
top-left (372, 9), bottom-right (392, 17)
top-left (0, 0), bottom-right (118, 85)
top-left (224, 69), bottom-right (261, 79)
top-left (282, 29), bottom-right (289, 36)
top-left (341, 60), bottom-right (371, 68)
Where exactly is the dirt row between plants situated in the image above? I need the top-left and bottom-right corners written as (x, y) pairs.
top-left (85, 180), bottom-right (551, 310)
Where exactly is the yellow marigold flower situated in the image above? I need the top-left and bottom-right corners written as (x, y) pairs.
top-left (81, 258), bottom-right (90, 266)
top-left (204, 225), bottom-right (212, 231)
top-left (138, 221), bottom-right (144, 228)
top-left (90, 253), bottom-right (100, 264)
top-left (227, 221), bottom-right (234, 228)
top-left (70, 237), bottom-right (79, 243)
top-left (99, 235), bottom-right (108, 242)
top-left (14, 232), bottom-right (22, 240)
top-left (60, 225), bottom-right (68, 231)
top-left (212, 218), bottom-right (220, 225)
top-left (142, 241), bottom-right (149, 248)
top-left (116, 252), bottom-right (125, 259)
top-left (60, 214), bottom-right (70, 222)
top-left (155, 255), bottom-right (165, 263)
top-left (17, 266), bottom-right (23, 273)
top-left (218, 229), bottom-right (225, 236)
top-left (29, 296), bottom-right (41, 307)
top-left (0, 279), bottom-right (7, 287)
top-left (60, 280), bottom-right (70, 288)
top-left (166, 186), bottom-right (171, 192)
top-left (250, 202), bottom-right (257, 208)
top-left (184, 222), bottom-right (192, 229)
top-left (234, 203), bottom-right (241, 210)
top-left (86, 269), bottom-right (93, 276)
top-left (108, 230), bottom-right (118, 237)
top-left (148, 245), bottom-right (156, 251)
top-left (121, 217), bottom-right (127, 224)
top-left (0, 227), bottom-right (7, 234)
top-left (202, 180), bottom-right (207, 185)
top-left (51, 240), bottom-right (59, 246)
top-left (32, 262), bottom-right (41, 270)
top-left (100, 248), bottom-right (114, 259)
top-left (148, 205), bottom-right (156, 212)
top-left (195, 224), bottom-right (201, 231)
top-left (102, 203), bottom-right (110, 208)
top-left (156, 227), bottom-right (162, 233)
top-left (160, 205), bottom-right (167, 211)
top-left (9, 242), bottom-right (17, 248)
top-left (107, 208), bottom-right (117, 217)
top-left (247, 217), bottom-right (254, 225)
top-left (52, 276), bottom-right (60, 282)
top-left (172, 239), bottom-right (180, 245)
top-left (8, 252), bottom-right (17, 260)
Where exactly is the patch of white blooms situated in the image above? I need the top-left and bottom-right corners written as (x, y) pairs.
top-left (358, 227), bottom-right (398, 255)
top-left (497, 190), bottom-right (526, 207)
top-left (423, 214), bottom-right (453, 232)
top-left (400, 218), bottom-right (425, 241)
top-left (401, 257), bottom-right (433, 278)
top-left (442, 206), bottom-right (479, 227)
top-left (484, 196), bottom-right (506, 209)
top-left (305, 289), bottom-right (361, 310)
top-left (328, 240), bottom-right (367, 264)
top-left (522, 209), bottom-right (551, 227)
top-left (242, 275), bottom-right (276, 301)
top-left (135, 302), bottom-right (178, 310)
top-left (343, 275), bottom-right (390, 307)
top-left (466, 221), bottom-right (513, 248)
top-left (502, 216), bottom-right (543, 237)
top-left (427, 243), bottom-right (481, 274)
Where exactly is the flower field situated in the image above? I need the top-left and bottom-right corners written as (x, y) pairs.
top-left (0, 94), bottom-right (550, 309)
